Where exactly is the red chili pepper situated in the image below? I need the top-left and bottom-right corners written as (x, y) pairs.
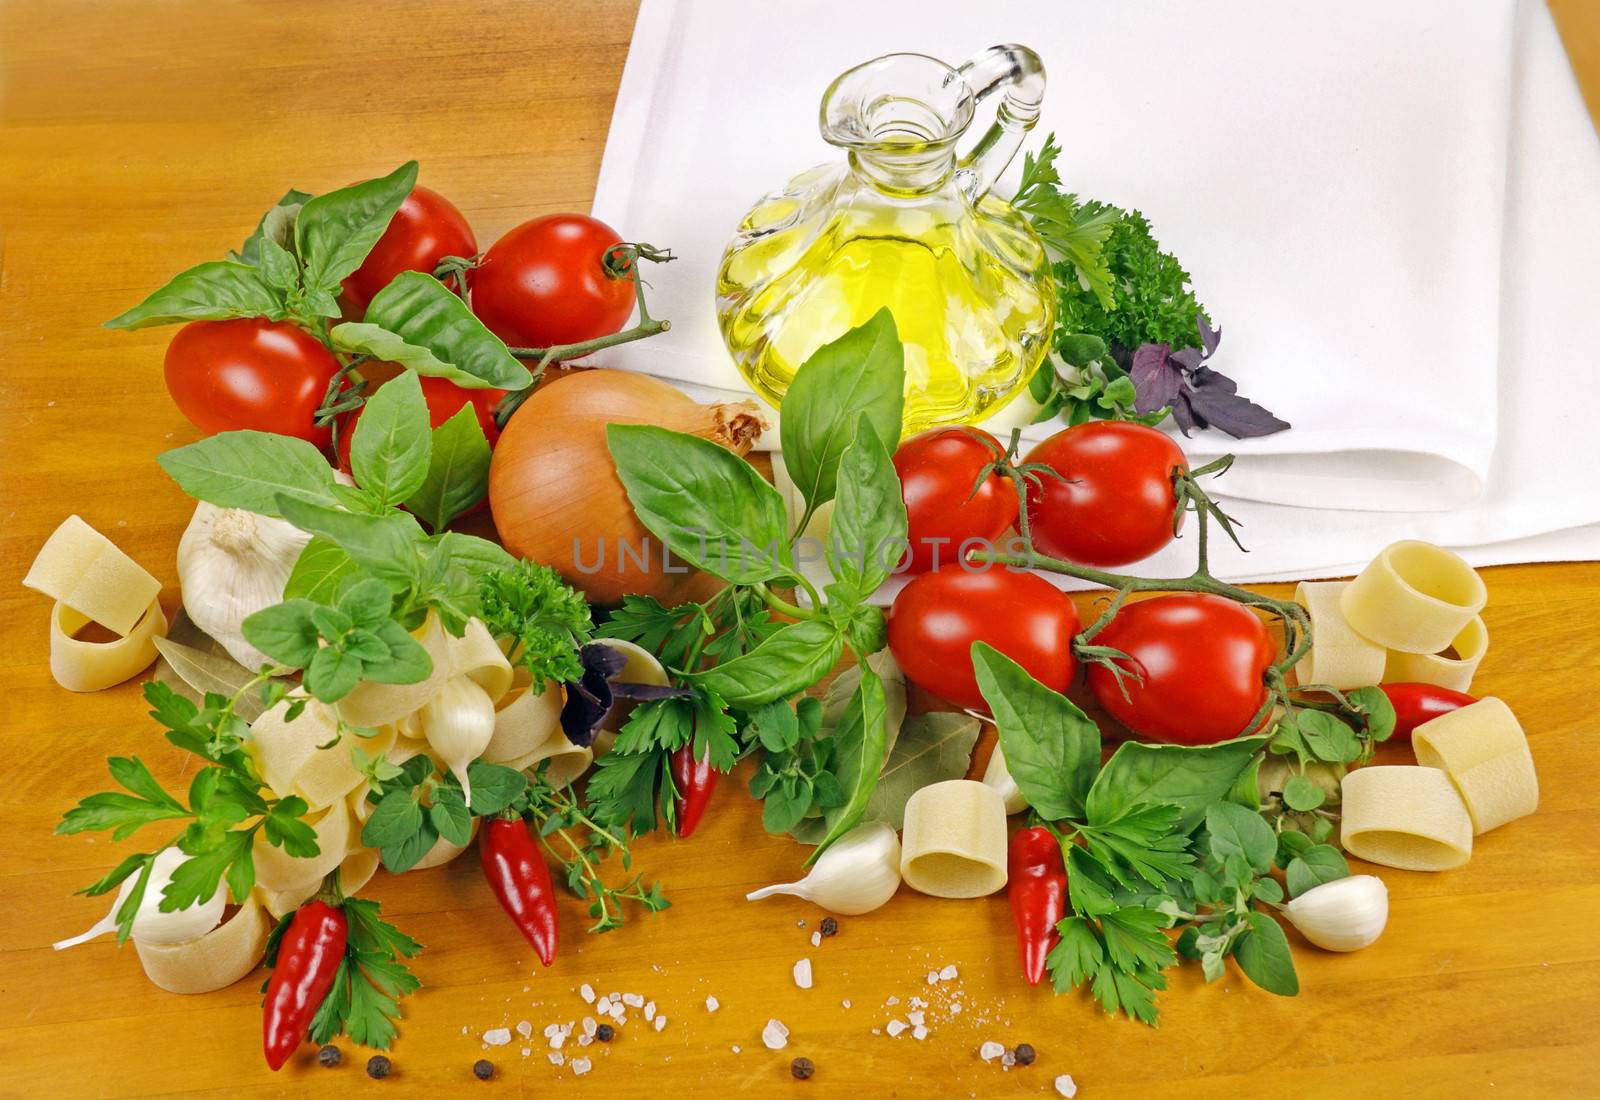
top-left (670, 743), bottom-right (717, 838)
top-left (481, 815), bottom-right (558, 965)
top-left (1008, 826), bottom-right (1067, 986)
top-left (1379, 682), bottom-right (1477, 741)
top-left (262, 898), bottom-right (348, 1071)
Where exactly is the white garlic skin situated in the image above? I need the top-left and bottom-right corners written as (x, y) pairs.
top-left (420, 675), bottom-right (498, 804)
top-left (981, 745), bottom-right (1029, 815)
top-left (1284, 874), bottom-right (1389, 952)
top-left (54, 847), bottom-right (226, 950)
top-left (746, 820), bottom-right (902, 915)
top-left (178, 501), bottom-right (311, 670)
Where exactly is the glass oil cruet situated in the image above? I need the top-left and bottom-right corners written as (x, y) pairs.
top-left (716, 45), bottom-right (1055, 434)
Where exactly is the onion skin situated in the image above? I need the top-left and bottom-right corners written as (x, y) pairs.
top-left (489, 370), bottom-right (765, 606)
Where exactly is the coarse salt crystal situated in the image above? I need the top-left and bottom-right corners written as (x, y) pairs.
top-left (1002, 1051), bottom-right (1017, 1067)
top-left (578, 1034), bottom-right (593, 1048)
top-left (979, 1041), bottom-right (1005, 1062)
top-left (793, 958), bottom-right (813, 989)
top-left (763, 1019), bottom-right (790, 1050)
top-left (811, 931), bottom-right (822, 947)
top-left (950, 1003), bottom-right (963, 1015)
top-left (909, 997), bottom-right (926, 1010)
top-left (583, 1017), bottom-right (598, 1036)
top-left (543, 1023), bottom-right (560, 1038)
top-left (871, 1027), bottom-right (882, 1036)
top-left (885, 996), bottom-right (900, 1006)
top-left (521, 1047), bottom-right (531, 1057)
top-left (516, 1020), bottom-right (533, 1039)
top-left (547, 1052), bottom-right (564, 1066)
top-left (484, 1028), bottom-right (512, 1047)
top-left (461, 1026), bottom-right (469, 1035)
top-left (732, 1045), bottom-right (741, 1053)
top-left (906, 1010), bottom-right (925, 1027)
top-left (705, 995), bottom-right (720, 1013)
top-left (939, 964), bottom-right (959, 981)
top-left (1055, 1075), bottom-right (1078, 1098)
top-left (580, 983), bottom-right (596, 1003)
top-left (644, 1001), bottom-right (656, 1021)
top-left (655, 1016), bottom-right (666, 1033)
top-left (927, 970), bottom-right (941, 985)
top-left (572, 1057), bottom-right (592, 1076)
top-left (886, 1019), bottom-right (908, 1037)
top-left (622, 993), bottom-right (645, 1008)
top-left (913, 1025), bottom-right (929, 1041)
top-left (841, 999), bottom-right (852, 1009)
top-left (550, 1032), bottom-right (566, 1050)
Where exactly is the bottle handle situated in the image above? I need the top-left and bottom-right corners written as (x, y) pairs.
top-left (953, 44), bottom-right (1046, 202)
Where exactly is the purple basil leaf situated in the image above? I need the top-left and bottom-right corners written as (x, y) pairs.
top-left (558, 643), bottom-right (626, 746)
top-left (1186, 368), bottom-right (1290, 438)
top-left (1196, 313), bottom-right (1222, 358)
top-left (1169, 347), bottom-right (1205, 372)
top-left (1129, 342), bottom-right (1183, 416)
top-left (583, 643), bottom-right (627, 682)
top-left (1168, 387), bottom-right (1199, 436)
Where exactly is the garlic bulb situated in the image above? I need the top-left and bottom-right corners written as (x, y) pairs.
top-left (981, 745), bottom-right (1028, 815)
top-left (420, 675), bottom-right (498, 804)
top-left (54, 847), bottom-right (226, 950)
top-left (746, 820), bottom-right (901, 915)
top-left (1283, 874), bottom-right (1389, 951)
top-left (178, 501), bottom-right (311, 670)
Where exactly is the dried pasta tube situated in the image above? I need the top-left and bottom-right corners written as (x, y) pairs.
top-left (135, 895), bottom-right (271, 994)
top-left (1340, 541), bottom-right (1486, 654)
top-left (338, 611), bottom-right (452, 727)
top-left (589, 638), bottom-right (673, 758)
top-left (49, 598), bottom-right (168, 692)
top-left (250, 698), bottom-right (396, 810)
top-left (1412, 697), bottom-right (1538, 834)
top-left (899, 780), bottom-right (1009, 898)
top-left (449, 617), bottom-right (514, 701)
top-left (1340, 765), bottom-right (1473, 871)
top-left (337, 846), bottom-right (380, 896)
top-left (1293, 581), bottom-right (1386, 689)
top-left (253, 800), bottom-right (352, 894)
top-left (23, 515), bottom-right (163, 635)
top-left (507, 742), bottom-right (593, 789)
top-left (409, 819), bottom-right (481, 871)
top-left (1383, 615), bottom-right (1488, 693)
top-left (482, 683), bottom-right (564, 763)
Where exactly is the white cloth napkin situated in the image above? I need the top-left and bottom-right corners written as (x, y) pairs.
top-left (593, 0), bottom-right (1600, 583)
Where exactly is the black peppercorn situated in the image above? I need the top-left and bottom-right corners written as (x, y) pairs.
top-left (595, 1023), bottom-right (615, 1042)
top-left (1013, 1043), bottom-right (1036, 1066)
top-left (791, 1056), bottom-right (815, 1080)
top-left (473, 1059), bottom-right (494, 1080)
top-left (367, 1055), bottom-right (392, 1079)
top-left (317, 1044), bottom-right (341, 1068)
top-left (819, 917), bottom-right (838, 937)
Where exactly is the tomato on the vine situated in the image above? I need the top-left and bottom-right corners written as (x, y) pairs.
top-left (163, 318), bottom-right (340, 445)
top-left (887, 568), bottom-right (1079, 711)
top-left (1024, 421), bottom-right (1187, 567)
top-left (341, 185), bottom-right (477, 311)
top-left (1087, 593), bottom-right (1275, 745)
top-left (893, 427), bottom-right (1018, 573)
top-left (338, 374), bottom-right (505, 472)
top-left (470, 214), bottom-right (635, 348)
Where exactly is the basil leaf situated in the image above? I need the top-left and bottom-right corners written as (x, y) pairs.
top-left (240, 600), bottom-right (320, 667)
top-left (350, 371), bottom-right (432, 507)
top-left (237, 188), bottom-right (313, 265)
top-left (827, 413), bottom-right (908, 599)
top-left (1233, 912), bottom-right (1299, 996)
top-left (284, 537), bottom-right (361, 602)
top-left (158, 430), bottom-right (338, 517)
top-left (1297, 709), bottom-right (1363, 763)
top-left (295, 161), bottom-right (417, 293)
top-left (275, 495), bottom-right (426, 587)
top-left (428, 531), bottom-right (516, 578)
top-left (779, 309), bottom-right (905, 514)
top-left (607, 424), bottom-right (795, 584)
top-left (1204, 801), bottom-right (1276, 875)
top-left (404, 403), bottom-right (491, 532)
top-left (257, 238), bottom-right (300, 291)
top-left (340, 272), bottom-right (530, 390)
top-left (689, 619), bottom-right (842, 707)
top-left (105, 260), bottom-right (284, 330)
top-left (1285, 844), bottom-right (1350, 898)
top-left (805, 659), bottom-right (889, 864)
top-left (1087, 735), bottom-right (1268, 834)
top-left (971, 642), bottom-right (1100, 820)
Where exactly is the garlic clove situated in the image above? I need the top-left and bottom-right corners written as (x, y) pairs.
top-left (1283, 874), bottom-right (1389, 952)
top-left (420, 675), bottom-right (498, 806)
top-left (980, 745), bottom-right (1029, 815)
top-left (54, 847), bottom-right (226, 950)
top-left (746, 820), bottom-right (902, 916)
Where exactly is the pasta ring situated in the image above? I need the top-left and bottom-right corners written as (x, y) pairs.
top-left (1340, 541), bottom-right (1486, 654)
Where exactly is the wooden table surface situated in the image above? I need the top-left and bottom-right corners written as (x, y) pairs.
top-left (3, 2), bottom-right (1598, 1096)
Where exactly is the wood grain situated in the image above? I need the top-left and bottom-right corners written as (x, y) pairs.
top-left (2, 2), bottom-right (1598, 1096)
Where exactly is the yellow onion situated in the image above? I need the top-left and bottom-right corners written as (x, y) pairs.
top-left (488, 370), bottom-right (765, 606)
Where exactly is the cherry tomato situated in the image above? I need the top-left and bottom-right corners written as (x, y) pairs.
top-left (1087, 593), bottom-right (1276, 745)
top-left (341, 185), bottom-right (477, 312)
top-left (1379, 682), bottom-right (1477, 742)
top-left (888, 569), bottom-right (1080, 711)
top-left (338, 374), bottom-right (505, 472)
top-left (1024, 421), bottom-right (1187, 567)
top-left (470, 214), bottom-right (635, 348)
top-left (163, 318), bottom-right (340, 445)
top-left (893, 427), bottom-right (1019, 573)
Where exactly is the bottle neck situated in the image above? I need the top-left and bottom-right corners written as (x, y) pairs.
top-left (847, 146), bottom-right (957, 198)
